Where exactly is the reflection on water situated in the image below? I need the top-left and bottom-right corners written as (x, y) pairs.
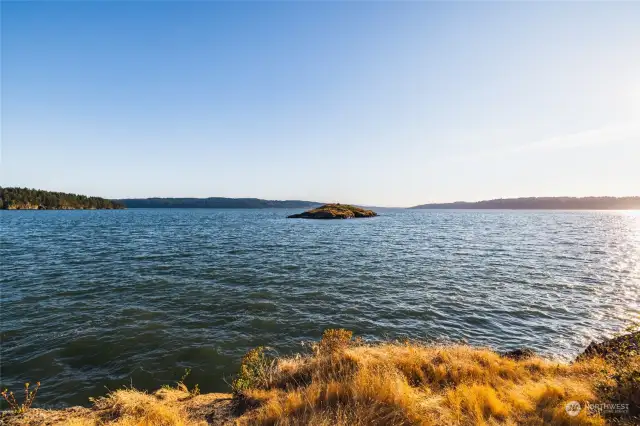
top-left (1, 208), bottom-right (639, 406)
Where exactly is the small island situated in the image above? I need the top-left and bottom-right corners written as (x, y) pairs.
top-left (288, 203), bottom-right (377, 219)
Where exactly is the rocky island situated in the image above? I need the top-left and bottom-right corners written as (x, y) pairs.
top-left (287, 203), bottom-right (378, 219)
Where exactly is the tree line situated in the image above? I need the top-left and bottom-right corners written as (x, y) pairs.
top-left (412, 196), bottom-right (640, 210)
top-left (116, 197), bottom-right (320, 209)
top-left (0, 187), bottom-right (125, 210)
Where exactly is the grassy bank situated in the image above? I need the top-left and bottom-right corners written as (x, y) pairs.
top-left (3, 330), bottom-right (638, 425)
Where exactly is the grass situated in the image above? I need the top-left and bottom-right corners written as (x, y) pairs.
top-left (2, 386), bottom-right (233, 426)
top-left (91, 388), bottom-right (188, 426)
top-left (3, 329), bottom-right (638, 425)
top-left (235, 333), bottom-right (611, 425)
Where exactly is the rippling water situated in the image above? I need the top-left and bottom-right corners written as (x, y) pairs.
top-left (1, 208), bottom-right (639, 407)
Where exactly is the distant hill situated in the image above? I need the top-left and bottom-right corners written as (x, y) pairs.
top-left (117, 197), bottom-right (322, 209)
top-left (411, 196), bottom-right (640, 210)
top-left (0, 187), bottom-right (125, 210)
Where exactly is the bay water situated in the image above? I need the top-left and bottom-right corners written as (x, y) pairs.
top-left (1, 209), bottom-right (638, 406)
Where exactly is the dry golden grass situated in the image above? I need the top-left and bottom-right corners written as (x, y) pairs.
top-left (236, 342), bottom-right (612, 426)
top-left (239, 344), bottom-right (605, 425)
top-left (92, 388), bottom-right (189, 425)
top-left (2, 388), bottom-right (231, 426)
top-left (3, 331), bottom-right (637, 425)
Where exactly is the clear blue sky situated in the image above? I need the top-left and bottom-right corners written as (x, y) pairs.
top-left (1, 2), bottom-right (639, 207)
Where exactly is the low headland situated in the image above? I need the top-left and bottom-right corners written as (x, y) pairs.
top-left (412, 196), bottom-right (640, 210)
top-left (3, 329), bottom-right (638, 425)
top-left (288, 204), bottom-right (378, 219)
top-left (0, 188), bottom-right (125, 210)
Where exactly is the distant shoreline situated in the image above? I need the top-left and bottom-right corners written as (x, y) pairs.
top-left (2, 188), bottom-right (639, 210)
top-left (114, 197), bottom-right (322, 209)
top-left (0, 187), bottom-right (125, 210)
top-left (411, 196), bottom-right (640, 210)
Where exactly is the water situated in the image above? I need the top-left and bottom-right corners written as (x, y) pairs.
top-left (1, 209), bottom-right (639, 407)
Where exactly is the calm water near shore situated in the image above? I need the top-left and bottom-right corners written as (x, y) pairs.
top-left (1, 208), bottom-right (639, 407)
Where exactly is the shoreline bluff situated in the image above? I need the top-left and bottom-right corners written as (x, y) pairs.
top-left (2, 330), bottom-right (638, 425)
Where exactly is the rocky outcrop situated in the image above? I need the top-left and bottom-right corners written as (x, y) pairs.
top-left (6, 203), bottom-right (43, 210)
top-left (577, 331), bottom-right (640, 361)
top-left (287, 204), bottom-right (378, 219)
top-left (501, 348), bottom-right (536, 361)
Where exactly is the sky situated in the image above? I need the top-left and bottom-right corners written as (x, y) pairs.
top-left (1, 2), bottom-right (639, 207)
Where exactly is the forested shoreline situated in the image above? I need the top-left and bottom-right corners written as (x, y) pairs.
top-left (0, 187), bottom-right (125, 210)
top-left (412, 196), bottom-right (640, 210)
top-left (117, 197), bottom-right (320, 208)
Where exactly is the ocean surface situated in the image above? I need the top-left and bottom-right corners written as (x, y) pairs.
top-left (1, 208), bottom-right (639, 407)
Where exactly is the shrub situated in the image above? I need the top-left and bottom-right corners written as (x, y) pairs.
top-left (232, 346), bottom-right (272, 395)
top-left (594, 353), bottom-right (640, 418)
top-left (1, 382), bottom-right (40, 414)
top-left (175, 368), bottom-right (200, 398)
top-left (317, 328), bottom-right (353, 355)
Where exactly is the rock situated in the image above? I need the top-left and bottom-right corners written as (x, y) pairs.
top-left (501, 348), bottom-right (536, 361)
top-left (287, 204), bottom-right (378, 219)
top-left (576, 331), bottom-right (640, 362)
